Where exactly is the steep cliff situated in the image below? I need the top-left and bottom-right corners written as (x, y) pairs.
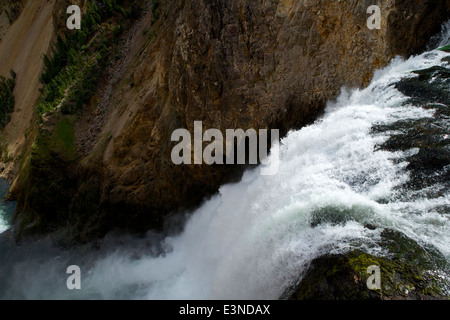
top-left (1, 0), bottom-right (449, 242)
top-left (0, 0), bottom-right (54, 176)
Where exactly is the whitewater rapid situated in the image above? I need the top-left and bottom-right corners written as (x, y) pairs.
top-left (80, 46), bottom-right (449, 300)
top-left (0, 28), bottom-right (449, 300)
top-left (0, 180), bottom-right (14, 234)
top-left (0, 206), bottom-right (8, 234)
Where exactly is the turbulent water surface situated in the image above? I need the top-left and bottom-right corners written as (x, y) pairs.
top-left (0, 180), bottom-right (14, 235)
top-left (0, 29), bottom-right (449, 300)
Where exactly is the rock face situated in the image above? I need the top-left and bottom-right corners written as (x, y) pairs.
top-left (1, 0), bottom-right (449, 241)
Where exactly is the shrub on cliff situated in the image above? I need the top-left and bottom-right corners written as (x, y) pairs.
top-left (0, 70), bottom-right (16, 128)
top-left (37, 0), bottom-right (137, 117)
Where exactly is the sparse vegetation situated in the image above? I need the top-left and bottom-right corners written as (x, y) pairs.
top-left (37, 0), bottom-right (140, 118)
top-left (0, 142), bottom-right (10, 162)
top-left (151, 0), bottom-right (161, 24)
top-left (0, 69), bottom-right (16, 129)
top-left (439, 44), bottom-right (450, 52)
top-left (12, 0), bottom-right (143, 238)
top-left (3, 0), bottom-right (24, 25)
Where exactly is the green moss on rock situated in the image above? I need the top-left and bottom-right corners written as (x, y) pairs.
top-left (13, 114), bottom-right (79, 239)
top-left (286, 229), bottom-right (449, 300)
top-left (438, 44), bottom-right (450, 52)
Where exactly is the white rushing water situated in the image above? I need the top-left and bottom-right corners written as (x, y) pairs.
top-left (74, 47), bottom-right (449, 300)
top-left (1, 28), bottom-right (449, 301)
top-left (0, 210), bottom-right (8, 234)
top-left (0, 180), bottom-right (13, 234)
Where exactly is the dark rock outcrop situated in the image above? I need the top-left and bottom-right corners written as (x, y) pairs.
top-left (286, 229), bottom-right (450, 300)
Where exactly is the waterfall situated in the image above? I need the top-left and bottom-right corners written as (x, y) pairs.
top-left (0, 23), bottom-right (449, 300)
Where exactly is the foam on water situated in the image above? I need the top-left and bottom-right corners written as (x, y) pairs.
top-left (0, 180), bottom-right (13, 235)
top-left (74, 48), bottom-right (449, 300)
top-left (0, 210), bottom-right (8, 234)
